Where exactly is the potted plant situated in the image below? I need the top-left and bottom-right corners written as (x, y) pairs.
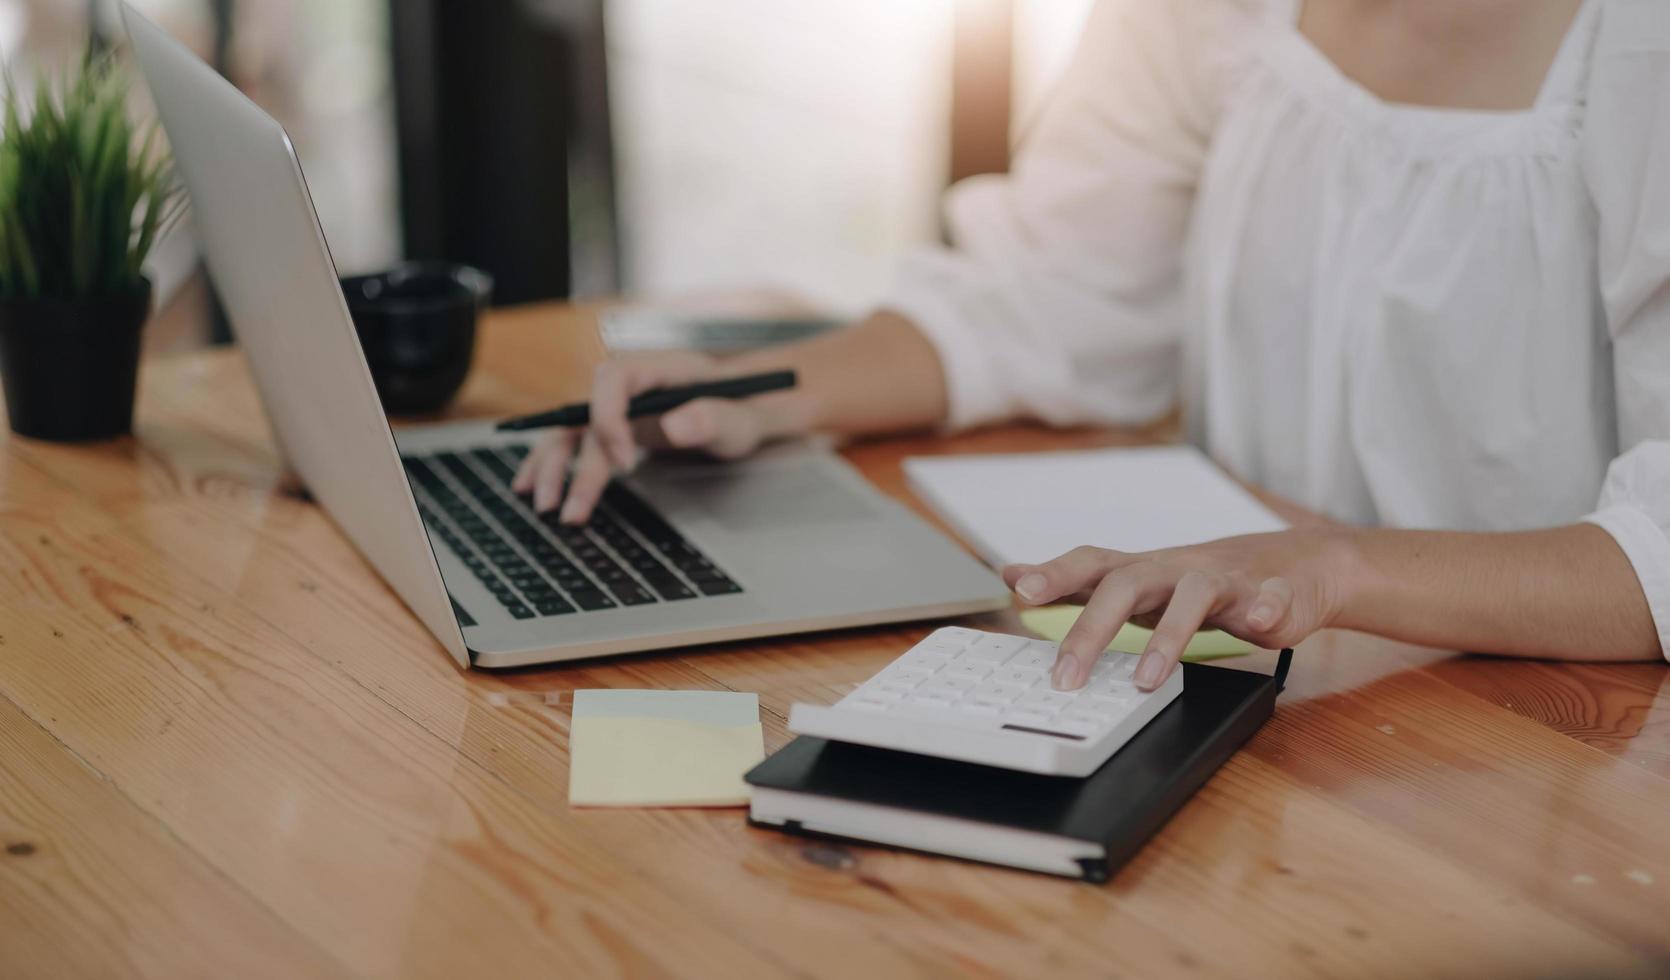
top-left (0, 55), bottom-right (182, 441)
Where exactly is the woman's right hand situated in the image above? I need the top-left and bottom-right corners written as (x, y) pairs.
top-left (509, 350), bottom-right (776, 524)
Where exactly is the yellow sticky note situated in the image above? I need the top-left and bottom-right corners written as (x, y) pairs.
top-left (568, 715), bottom-right (764, 808)
top-left (1019, 605), bottom-right (1254, 660)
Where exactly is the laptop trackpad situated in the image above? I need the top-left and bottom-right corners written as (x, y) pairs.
top-left (656, 462), bottom-right (877, 531)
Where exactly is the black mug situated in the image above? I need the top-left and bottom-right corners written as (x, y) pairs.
top-left (341, 262), bottom-right (492, 415)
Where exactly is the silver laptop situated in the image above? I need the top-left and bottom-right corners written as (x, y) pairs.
top-left (124, 4), bottom-right (1007, 669)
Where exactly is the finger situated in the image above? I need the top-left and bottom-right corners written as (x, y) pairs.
top-left (1010, 546), bottom-right (1140, 607)
top-left (587, 362), bottom-right (647, 473)
top-left (590, 354), bottom-right (720, 469)
top-left (1052, 563), bottom-right (1173, 690)
top-left (631, 415), bottom-right (670, 451)
top-left (1134, 571), bottom-right (1231, 690)
top-left (531, 431), bottom-right (579, 512)
top-left (559, 431), bottom-right (612, 524)
top-left (512, 431), bottom-right (561, 494)
top-left (1246, 576), bottom-right (1295, 634)
top-left (1005, 563), bottom-right (1100, 606)
top-left (659, 399), bottom-right (761, 459)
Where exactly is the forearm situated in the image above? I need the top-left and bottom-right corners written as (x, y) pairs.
top-left (724, 310), bottom-right (949, 440)
top-left (1334, 523), bottom-right (1661, 661)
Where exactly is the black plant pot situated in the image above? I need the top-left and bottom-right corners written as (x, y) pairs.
top-left (0, 279), bottom-right (151, 442)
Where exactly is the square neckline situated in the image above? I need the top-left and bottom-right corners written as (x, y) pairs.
top-left (1276, 0), bottom-right (1597, 125)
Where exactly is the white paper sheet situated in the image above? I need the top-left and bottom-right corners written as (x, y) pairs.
top-left (904, 445), bottom-right (1286, 568)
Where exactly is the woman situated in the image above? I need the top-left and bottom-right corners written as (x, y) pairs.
top-left (516, 0), bottom-right (1670, 692)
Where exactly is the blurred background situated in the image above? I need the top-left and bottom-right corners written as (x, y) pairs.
top-left (2, 0), bottom-right (1093, 351)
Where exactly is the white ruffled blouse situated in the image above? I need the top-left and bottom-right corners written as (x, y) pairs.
top-left (885, 0), bottom-right (1670, 660)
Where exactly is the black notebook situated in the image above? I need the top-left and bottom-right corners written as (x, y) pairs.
top-left (746, 653), bottom-right (1290, 882)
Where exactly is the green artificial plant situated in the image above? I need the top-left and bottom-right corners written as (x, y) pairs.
top-left (0, 53), bottom-right (183, 300)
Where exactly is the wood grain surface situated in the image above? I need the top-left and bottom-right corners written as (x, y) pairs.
top-left (1, 302), bottom-right (1666, 979)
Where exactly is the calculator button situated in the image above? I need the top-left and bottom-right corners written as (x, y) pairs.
top-left (1054, 713), bottom-right (1106, 736)
top-left (944, 661), bottom-right (995, 681)
top-left (901, 650), bottom-right (954, 669)
top-left (964, 634), bottom-right (1026, 663)
top-left (873, 677), bottom-right (919, 695)
top-left (914, 641), bottom-right (967, 660)
top-left (921, 675), bottom-right (977, 695)
top-left (995, 666), bottom-right (1044, 687)
top-left (1091, 697), bottom-right (1136, 718)
top-left (1019, 690), bottom-right (1072, 711)
top-left (1101, 656), bottom-right (1136, 677)
top-left (1003, 707), bottom-right (1053, 726)
top-left (1010, 644), bottom-right (1055, 669)
top-left (1091, 677), bottom-right (1137, 697)
top-left (971, 682), bottom-right (1025, 705)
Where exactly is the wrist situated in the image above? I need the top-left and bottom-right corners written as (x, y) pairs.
top-left (753, 389), bottom-right (820, 441)
top-left (722, 351), bottom-right (820, 441)
top-left (1314, 524), bottom-right (1373, 631)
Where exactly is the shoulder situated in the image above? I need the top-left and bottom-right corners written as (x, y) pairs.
top-left (1082, 0), bottom-right (1287, 78)
top-left (1583, 0), bottom-right (1670, 129)
top-left (1593, 0), bottom-right (1670, 57)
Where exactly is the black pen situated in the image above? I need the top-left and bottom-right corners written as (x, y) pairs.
top-left (495, 370), bottom-right (798, 431)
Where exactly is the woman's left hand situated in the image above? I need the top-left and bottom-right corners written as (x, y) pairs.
top-left (1002, 529), bottom-right (1358, 692)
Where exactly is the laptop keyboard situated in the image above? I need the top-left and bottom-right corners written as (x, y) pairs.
top-left (401, 444), bottom-right (742, 621)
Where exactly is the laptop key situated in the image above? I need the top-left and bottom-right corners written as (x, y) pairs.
top-left (569, 589), bottom-right (617, 611)
top-left (609, 583), bottom-right (657, 606)
top-left (645, 573), bottom-right (696, 601)
top-left (696, 577), bottom-right (743, 596)
top-left (534, 598), bottom-right (575, 616)
top-left (471, 449), bottom-right (519, 484)
top-left (505, 601), bottom-right (536, 619)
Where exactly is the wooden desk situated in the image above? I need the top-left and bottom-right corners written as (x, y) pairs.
top-left (2, 303), bottom-right (1667, 978)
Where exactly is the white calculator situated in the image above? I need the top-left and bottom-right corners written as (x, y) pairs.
top-left (787, 627), bottom-right (1184, 777)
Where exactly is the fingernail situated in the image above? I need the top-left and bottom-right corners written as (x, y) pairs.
top-left (1134, 655), bottom-right (1165, 690)
top-left (559, 501), bottom-right (583, 525)
top-left (1050, 652), bottom-right (1081, 691)
top-left (534, 489), bottom-right (556, 513)
top-left (1248, 601), bottom-right (1276, 628)
top-left (1016, 573), bottom-right (1047, 603)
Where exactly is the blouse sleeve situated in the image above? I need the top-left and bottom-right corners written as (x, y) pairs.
top-left (1578, 0), bottom-right (1670, 662)
top-left (880, 0), bottom-right (1245, 431)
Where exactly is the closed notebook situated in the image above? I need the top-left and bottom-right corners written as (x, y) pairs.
top-left (746, 658), bottom-right (1288, 881)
